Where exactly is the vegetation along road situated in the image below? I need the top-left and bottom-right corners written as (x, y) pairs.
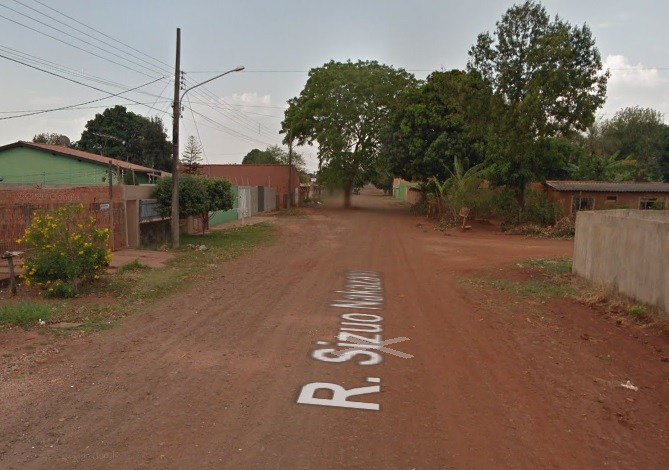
top-left (1, 188), bottom-right (668, 469)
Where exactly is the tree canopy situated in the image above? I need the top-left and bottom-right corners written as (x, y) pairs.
top-left (33, 133), bottom-right (71, 146)
top-left (242, 145), bottom-right (307, 172)
top-left (153, 175), bottom-right (234, 233)
top-left (467, 0), bottom-right (609, 216)
top-left (380, 70), bottom-right (489, 183)
top-left (282, 60), bottom-right (417, 207)
top-left (76, 106), bottom-right (172, 172)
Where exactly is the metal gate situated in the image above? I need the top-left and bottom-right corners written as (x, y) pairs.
top-left (258, 186), bottom-right (265, 212)
top-left (237, 186), bottom-right (252, 219)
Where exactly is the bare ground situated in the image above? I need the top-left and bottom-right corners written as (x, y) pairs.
top-left (0, 188), bottom-right (667, 469)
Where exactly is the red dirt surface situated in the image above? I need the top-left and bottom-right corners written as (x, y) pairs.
top-left (1, 187), bottom-right (667, 469)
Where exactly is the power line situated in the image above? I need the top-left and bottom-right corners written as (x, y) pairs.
top-left (0, 52), bottom-right (169, 114)
top-left (12, 0), bottom-right (172, 76)
top-left (0, 11), bottom-right (158, 78)
top-left (185, 94), bottom-right (209, 166)
top-left (29, 0), bottom-right (173, 73)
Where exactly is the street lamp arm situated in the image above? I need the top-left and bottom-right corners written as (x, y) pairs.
top-left (180, 65), bottom-right (245, 103)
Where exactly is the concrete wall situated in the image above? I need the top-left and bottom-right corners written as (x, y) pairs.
top-left (573, 209), bottom-right (669, 314)
top-left (264, 187), bottom-right (276, 211)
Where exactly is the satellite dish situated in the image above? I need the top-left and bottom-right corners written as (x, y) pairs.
top-left (56, 135), bottom-right (71, 147)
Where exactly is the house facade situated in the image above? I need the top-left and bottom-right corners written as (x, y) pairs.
top-left (0, 141), bottom-right (163, 185)
top-left (544, 181), bottom-right (669, 215)
top-left (200, 164), bottom-right (301, 208)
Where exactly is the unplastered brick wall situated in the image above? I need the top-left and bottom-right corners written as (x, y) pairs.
top-left (0, 184), bottom-right (123, 205)
top-left (0, 184), bottom-right (126, 251)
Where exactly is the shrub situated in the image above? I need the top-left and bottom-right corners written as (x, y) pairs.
top-left (18, 204), bottom-right (111, 297)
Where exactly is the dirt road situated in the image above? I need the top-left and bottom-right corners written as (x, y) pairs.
top-left (1, 188), bottom-right (668, 469)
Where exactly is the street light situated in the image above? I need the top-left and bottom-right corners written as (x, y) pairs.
top-left (170, 63), bottom-right (245, 248)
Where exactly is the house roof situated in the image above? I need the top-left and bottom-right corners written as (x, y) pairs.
top-left (0, 141), bottom-right (162, 174)
top-left (545, 180), bottom-right (669, 193)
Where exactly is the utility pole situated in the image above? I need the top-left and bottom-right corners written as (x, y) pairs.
top-left (170, 28), bottom-right (181, 248)
top-left (108, 160), bottom-right (115, 251)
top-left (287, 127), bottom-right (293, 208)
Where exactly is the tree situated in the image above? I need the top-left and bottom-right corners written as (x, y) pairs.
top-left (182, 136), bottom-right (204, 175)
top-left (76, 105), bottom-right (172, 171)
top-left (242, 145), bottom-right (307, 172)
top-left (153, 175), bottom-right (234, 234)
top-left (282, 60), bottom-right (417, 207)
top-left (33, 133), bottom-right (71, 146)
top-left (242, 148), bottom-right (277, 164)
top-left (600, 107), bottom-right (667, 180)
top-left (380, 70), bottom-right (488, 183)
top-left (467, 1), bottom-right (609, 219)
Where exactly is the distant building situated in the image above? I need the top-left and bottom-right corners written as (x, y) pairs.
top-left (200, 164), bottom-right (301, 208)
top-left (544, 181), bottom-right (669, 215)
top-left (0, 141), bottom-right (164, 185)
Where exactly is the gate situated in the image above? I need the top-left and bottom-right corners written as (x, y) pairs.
top-left (258, 186), bottom-right (265, 212)
top-left (237, 186), bottom-right (252, 219)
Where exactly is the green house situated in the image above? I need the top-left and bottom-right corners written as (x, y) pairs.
top-left (0, 141), bottom-right (163, 185)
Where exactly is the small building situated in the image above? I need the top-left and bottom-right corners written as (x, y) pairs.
top-left (0, 141), bottom-right (163, 185)
top-left (200, 164), bottom-right (301, 208)
top-left (392, 178), bottom-right (420, 201)
top-left (544, 181), bottom-right (669, 215)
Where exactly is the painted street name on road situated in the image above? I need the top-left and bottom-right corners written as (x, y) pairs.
top-left (297, 270), bottom-right (387, 411)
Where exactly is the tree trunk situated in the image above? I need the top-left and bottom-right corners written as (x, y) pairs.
top-left (344, 182), bottom-right (353, 208)
top-left (516, 186), bottom-right (526, 223)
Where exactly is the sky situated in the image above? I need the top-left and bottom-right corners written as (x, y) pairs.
top-left (1, 0), bottom-right (668, 173)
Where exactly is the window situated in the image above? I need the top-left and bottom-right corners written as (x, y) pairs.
top-left (639, 197), bottom-right (658, 210)
top-left (572, 196), bottom-right (594, 213)
top-left (606, 195), bottom-right (617, 203)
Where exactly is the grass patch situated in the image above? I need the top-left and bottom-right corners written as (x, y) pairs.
top-left (462, 256), bottom-right (575, 304)
top-left (116, 258), bottom-right (150, 274)
top-left (22, 222), bottom-right (279, 331)
top-left (0, 301), bottom-right (52, 327)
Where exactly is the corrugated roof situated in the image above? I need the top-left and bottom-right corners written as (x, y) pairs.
top-left (545, 181), bottom-right (669, 193)
top-left (0, 141), bottom-right (162, 173)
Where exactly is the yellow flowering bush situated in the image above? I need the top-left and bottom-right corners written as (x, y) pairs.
top-left (18, 204), bottom-right (112, 297)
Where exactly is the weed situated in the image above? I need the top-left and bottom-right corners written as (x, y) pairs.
top-left (627, 305), bottom-right (647, 317)
top-left (0, 301), bottom-right (51, 327)
top-left (116, 259), bottom-right (150, 274)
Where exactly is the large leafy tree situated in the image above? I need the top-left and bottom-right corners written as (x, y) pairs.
top-left (242, 145), bottom-right (307, 172)
top-left (76, 106), bottom-right (172, 172)
top-left (282, 60), bottom-right (417, 207)
top-left (467, 0), bottom-right (609, 218)
top-left (380, 69), bottom-right (489, 183)
top-left (600, 107), bottom-right (667, 180)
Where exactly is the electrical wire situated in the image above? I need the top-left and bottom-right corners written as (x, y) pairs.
top-left (0, 76), bottom-right (168, 120)
top-left (12, 0), bottom-right (172, 76)
top-left (0, 11), bottom-right (157, 78)
top-left (29, 0), bottom-right (173, 72)
top-left (185, 93), bottom-right (209, 166)
top-left (0, 52), bottom-right (169, 114)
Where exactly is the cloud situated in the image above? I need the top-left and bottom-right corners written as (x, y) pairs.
top-left (599, 55), bottom-right (669, 121)
top-left (603, 55), bottom-right (664, 86)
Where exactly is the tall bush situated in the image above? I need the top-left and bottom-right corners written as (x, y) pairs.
top-left (18, 204), bottom-right (111, 297)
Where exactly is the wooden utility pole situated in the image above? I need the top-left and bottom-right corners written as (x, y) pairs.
top-left (170, 28), bottom-right (181, 248)
top-left (108, 160), bottom-right (115, 250)
top-left (287, 127), bottom-right (293, 208)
